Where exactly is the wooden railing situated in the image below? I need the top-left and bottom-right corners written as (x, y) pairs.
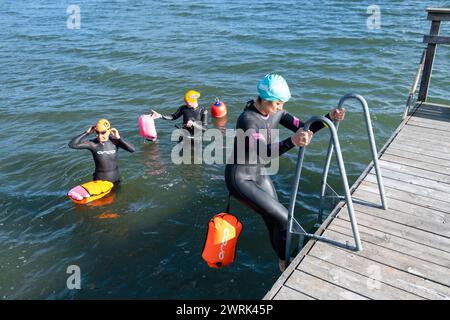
top-left (417, 8), bottom-right (450, 102)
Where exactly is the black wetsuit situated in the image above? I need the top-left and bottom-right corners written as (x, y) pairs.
top-left (161, 105), bottom-right (208, 138)
top-left (225, 100), bottom-right (330, 260)
top-left (68, 132), bottom-right (135, 183)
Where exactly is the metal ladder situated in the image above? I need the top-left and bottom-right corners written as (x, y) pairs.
top-left (285, 94), bottom-right (387, 267)
top-left (317, 94), bottom-right (387, 225)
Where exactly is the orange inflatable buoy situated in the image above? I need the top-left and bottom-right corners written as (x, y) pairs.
top-left (201, 213), bottom-right (242, 268)
top-left (211, 97), bottom-right (227, 118)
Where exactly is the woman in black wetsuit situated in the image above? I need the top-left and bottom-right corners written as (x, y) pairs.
top-left (225, 74), bottom-right (345, 271)
top-left (68, 119), bottom-right (135, 183)
top-left (151, 90), bottom-right (207, 140)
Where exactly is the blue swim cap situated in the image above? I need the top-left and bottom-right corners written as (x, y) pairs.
top-left (257, 73), bottom-right (291, 102)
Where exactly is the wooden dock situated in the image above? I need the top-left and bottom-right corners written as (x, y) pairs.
top-left (264, 101), bottom-right (450, 300)
top-left (264, 7), bottom-right (450, 301)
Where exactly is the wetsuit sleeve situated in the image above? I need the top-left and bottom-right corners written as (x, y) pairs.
top-left (252, 135), bottom-right (295, 160)
top-left (112, 137), bottom-right (135, 153)
top-left (279, 110), bottom-right (332, 133)
top-left (68, 132), bottom-right (95, 150)
top-left (238, 116), bottom-right (295, 161)
top-left (161, 106), bottom-right (183, 120)
top-left (190, 108), bottom-right (208, 132)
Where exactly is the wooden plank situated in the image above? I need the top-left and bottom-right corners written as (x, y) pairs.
top-left (358, 181), bottom-right (450, 214)
top-left (352, 186), bottom-right (448, 220)
top-left (297, 256), bottom-right (422, 300)
top-left (388, 139), bottom-right (450, 161)
top-left (407, 118), bottom-right (450, 131)
top-left (394, 134), bottom-right (450, 151)
top-left (412, 104), bottom-right (450, 118)
top-left (414, 102), bottom-right (450, 115)
top-left (366, 169), bottom-right (450, 198)
top-left (380, 153), bottom-right (450, 175)
top-left (365, 172), bottom-right (450, 202)
top-left (396, 125), bottom-right (450, 148)
top-left (427, 12), bottom-right (450, 21)
top-left (285, 269), bottom-right (369, 300)
top-left (420, 102), bottom-right (450, 109)
top-left (415, 103), bottom-right (450, 114)
top-left (427, 8), bottom-right (450, 14)
top-left (391, 134), bottom-right (450, 154)
top-left (423, 35), bottom-right (450, 44)
top-left (399, 125), bottom-right (450, 141)
top-left (415, 111), bottom-right (450, 118)
top-left (375, 160), bottom-right (450, 184)
top-left (389, 140), bottom-right (450, 161)
top-left (385, 146), bottom-right (450, 168)
top-left (320, 228), bottom-right (450, 287)
top-left (351, 189), bottom-right (449, 236)
top-left (332, 215), bottom-right (450, 266)
top-left (309, 241), bottom-right (450, 299)
top-left (405, 121), bottom-right (450, 133)
top-left (272, 286), bottom-right (315, 300)
top-left (338, 204), bottom-right (450, 247)
top-left (408, 113), bottom-right (448, 126)
top-left (363, 176), bottom-right (450, 212)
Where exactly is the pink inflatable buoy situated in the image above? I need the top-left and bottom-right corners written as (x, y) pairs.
top-left (138, 115), bottom-right (157, 141)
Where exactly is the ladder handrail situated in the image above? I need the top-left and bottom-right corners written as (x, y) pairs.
top-left (317, 94), bottom-right (387, 225)
top-left (285, 115), bottom-right (362, 268)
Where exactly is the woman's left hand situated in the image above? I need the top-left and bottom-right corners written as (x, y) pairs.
top-left (329, 108), bottom-right (346, 121)
top-left (110, 128), bottom-right (120, 139)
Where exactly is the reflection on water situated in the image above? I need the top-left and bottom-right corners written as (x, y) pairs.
top-left (212, 116), bottom-right (228, 133)
top-left (89, 191), bottom-right (117, 208)
top-left (96, 212), bottom-right (120, 219)
top-left (141, 142), bottom-right (166, 176)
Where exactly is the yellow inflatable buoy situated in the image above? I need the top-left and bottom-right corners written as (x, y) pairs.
top-left (67, 180), bottom-right (114, 205)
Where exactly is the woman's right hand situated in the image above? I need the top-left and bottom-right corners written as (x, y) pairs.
top-left (86, 125), bottom-right (95, 134)
top-left (291, 128), bottom-right (313, 147)
top-left (151, 110), bottom-right (162, 119)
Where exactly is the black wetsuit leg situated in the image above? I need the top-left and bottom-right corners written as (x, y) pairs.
top-left (225, 164), bottom-right (288, 260)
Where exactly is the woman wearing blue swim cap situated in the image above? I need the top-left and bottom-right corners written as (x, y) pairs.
top-left (225, 73), bottom-right (345, 271)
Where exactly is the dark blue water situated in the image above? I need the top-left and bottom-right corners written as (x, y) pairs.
top-left (0, 0), bottom-right (449, 299)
